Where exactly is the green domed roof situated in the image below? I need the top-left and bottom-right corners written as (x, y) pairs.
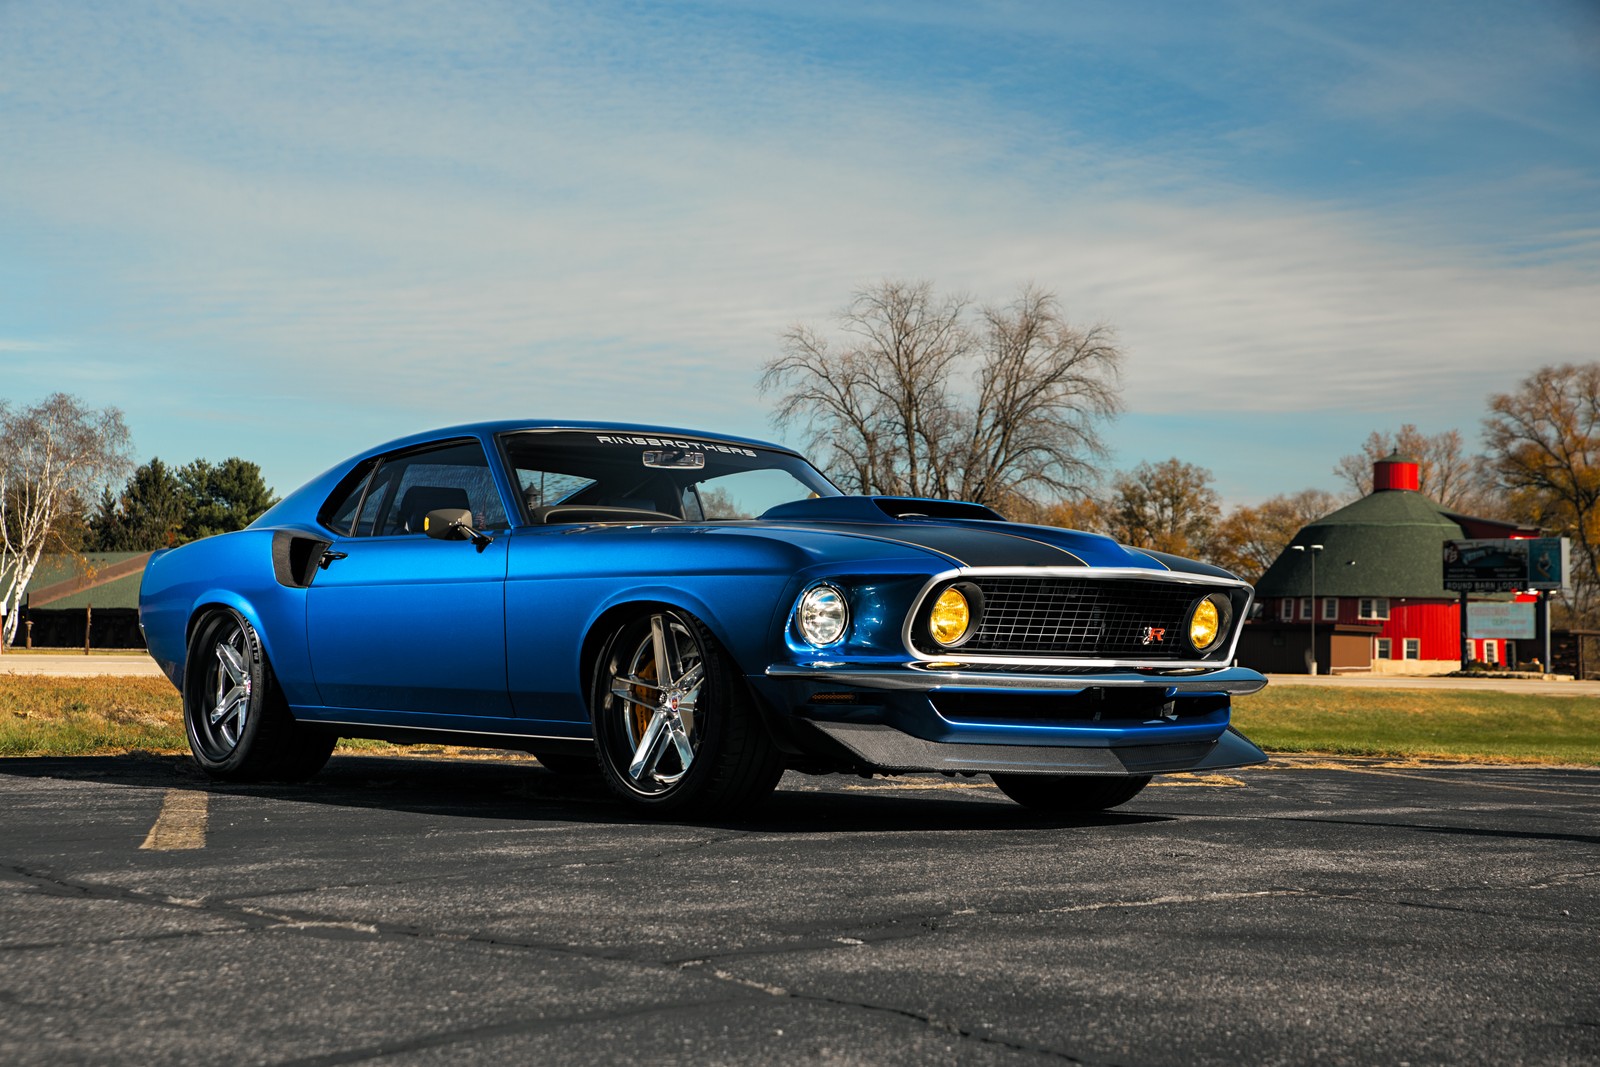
top-left (1255, 488), bottom-right (1463, 599)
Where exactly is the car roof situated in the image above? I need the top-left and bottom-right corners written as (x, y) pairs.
top-left (250, 420), bottom-right (808, 530)
top-left (360, 420), bottom-right (803, 460)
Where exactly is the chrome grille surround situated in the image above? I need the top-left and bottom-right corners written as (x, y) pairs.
top-left (903, 567), bottom-right (1254, 669)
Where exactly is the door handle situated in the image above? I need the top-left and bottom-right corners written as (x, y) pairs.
top-left (318, 550), bottom-right (349, 570)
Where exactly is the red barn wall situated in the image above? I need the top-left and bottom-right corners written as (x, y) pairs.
top-left (1379, 601), bottom-right (1460, 660)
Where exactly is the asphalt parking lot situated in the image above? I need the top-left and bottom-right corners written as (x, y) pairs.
top-left (2, 753), bottom-right (1596, 1066)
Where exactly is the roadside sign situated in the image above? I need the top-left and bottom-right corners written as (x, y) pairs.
top-left (1525, 537), bottom-right (1569, 591)
top-left (1466, 601), bottom-right (1537, 639)
top-left (1444, 539), bottom-right (1528, 592)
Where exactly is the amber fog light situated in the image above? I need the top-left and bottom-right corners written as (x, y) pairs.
top-left (1186, 594), bottom-right (1232, 653)
top-left (926, 584), bottom-right (985, 648)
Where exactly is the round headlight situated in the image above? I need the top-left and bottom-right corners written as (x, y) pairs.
top-left (928, 587), bottom-right (972, 646)
top-left (1187, 594), bottom-right (1231, 653)
top-left (797, 584), bottom-right (849, 646)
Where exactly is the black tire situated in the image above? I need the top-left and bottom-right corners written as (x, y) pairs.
top-left (590, 608), bottom-right (783, 817)
top-left (183, 608), bottom-right (336, 782)
top-left (990, 773), bottom-right (1151, 812)
top-left (529, 749), bottom-right (599, 776)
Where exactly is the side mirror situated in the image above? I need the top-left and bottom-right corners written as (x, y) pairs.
top-left (423, 508), bottom-right (473, 540)
top-left (423, 507), bottom-right (494, 550)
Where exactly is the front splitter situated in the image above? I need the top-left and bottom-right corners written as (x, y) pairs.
top-left (808, 721), bottom-right (1268, 777)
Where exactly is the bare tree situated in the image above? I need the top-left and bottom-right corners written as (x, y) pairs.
top-left (0, 394), bottom-right (134, 646)
top-left (1104, 458), bottom-right (1220, 558)
top-left (1210, 488), bottom-right (1341, 584)
top-left (764, 281), bottom-right (972, 498)
top-left (1483, 362), bottom-right (1600, 624)
top-left (959, 286), bottom-right (1124, 504)
top-left (1333, 424), bottom-right (1496, 512)
top-left (762, 280), bottom-right (1122, 510)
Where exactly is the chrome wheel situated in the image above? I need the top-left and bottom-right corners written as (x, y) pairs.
top-left (182, 608), bottom-right (336, 781)
top-left (606, 613), bottom-right (705, 794)
top-left (189, 615), bottom-right (256, 762)
top-left (590, 608), bottom-right (784, 815)
top-left (207, 623), bottom-right (252, 752)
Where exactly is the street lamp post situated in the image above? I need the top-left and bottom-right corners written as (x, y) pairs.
top-left (1291, 543), bottom-right (1325, 675)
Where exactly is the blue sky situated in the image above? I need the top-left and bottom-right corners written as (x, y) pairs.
top-left (3, 0), bottom-right (1597, 506)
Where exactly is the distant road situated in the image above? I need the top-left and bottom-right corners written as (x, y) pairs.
top-left (0, 653), bottom-right (166, 678)
top-left (1266, 672), bottom-right (1600, 697)
top-left (3, 652), bottom-right (1595, 697)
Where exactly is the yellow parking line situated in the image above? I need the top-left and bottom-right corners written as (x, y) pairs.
top-left (140, 789), bottom-right (209, 850)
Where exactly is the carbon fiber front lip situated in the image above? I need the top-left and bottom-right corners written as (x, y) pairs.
top-left (805, 722), bottom-right (1269, 776)
top-left (765, 663), bottom-right (1268, 695)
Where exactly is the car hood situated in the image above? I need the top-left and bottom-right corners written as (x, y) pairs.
top-left (748, 496), bottom-right (1237, 578)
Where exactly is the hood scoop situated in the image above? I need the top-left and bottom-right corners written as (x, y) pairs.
top-left (760, 495), bottom-right (1005, 524)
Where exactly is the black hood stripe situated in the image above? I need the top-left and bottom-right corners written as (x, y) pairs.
top-left (771, 522), bottom-right (1087, 568)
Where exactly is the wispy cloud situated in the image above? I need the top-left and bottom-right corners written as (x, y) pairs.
top-left (1, 0), bottom-right (1596, 501)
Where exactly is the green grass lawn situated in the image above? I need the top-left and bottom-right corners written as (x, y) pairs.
top-left (1233, 685), bottom-right (1600, 765)
top-left (2, 675), bottom-right (1596, 765)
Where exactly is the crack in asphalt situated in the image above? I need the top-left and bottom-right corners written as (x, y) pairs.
top-left (212, 831), bottom-right (749, 906)
top-left (6, 850), bottom-right (1594, 1064)
top-left (3, 860), bottom-right (1105, 1062)
top-left (680, 962), bottom-right (1112, 1065)
top-left (264, 996), bottom-right (740, 1067)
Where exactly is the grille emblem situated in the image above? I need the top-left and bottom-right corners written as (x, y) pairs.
top-left (1140, 627), bottom-right (1166, 646)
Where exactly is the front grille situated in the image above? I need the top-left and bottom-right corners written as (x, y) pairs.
top-left (923, 576), bottom-right (1220, 659)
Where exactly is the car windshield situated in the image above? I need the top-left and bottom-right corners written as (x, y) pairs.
top-left (499, 430), bottom-right (841, 523)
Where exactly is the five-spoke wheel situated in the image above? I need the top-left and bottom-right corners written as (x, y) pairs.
top-left (591, 609), bottom-right (782, 815)
top-left (182, 608), bottom-right (335, 781)
top-left (190, 615), bottom-right (254, 761)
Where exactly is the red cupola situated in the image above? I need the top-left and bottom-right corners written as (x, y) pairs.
top-left (1373, 452), bottom-right (1420, 493)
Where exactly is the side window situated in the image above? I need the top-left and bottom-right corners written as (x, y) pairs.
top-left (350, 440), bottom-right (508, 537)
top-left (319, 460), bottom-right (378, 536)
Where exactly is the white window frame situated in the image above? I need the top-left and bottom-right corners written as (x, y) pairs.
top-left (1375, 638), bottom-right (1392, 659)
top-left (1279, 598), bottom-right (1294, 622)
top-left (1322, 597), bottom-right (1338, 622)
top-left (1484, 641), bottom-right (1499, 665)
top-left (1300, 597), bottom-right (1313, 621)
top-left (1358, 598), bottom-right (1391, 621)
top-left (1403, 638), bottom-right (1420, 660)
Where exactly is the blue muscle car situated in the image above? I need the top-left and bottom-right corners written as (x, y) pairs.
top-left (139, 421), bottom-right (1268, 816)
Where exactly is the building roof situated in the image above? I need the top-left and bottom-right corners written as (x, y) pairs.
top-left (1257, 489), bottom-right (1465, 599)
top-left (31, 570), bottom-right (144, 611)
top-left (1257, 451), bottom-right (1545, 601)
top-left (22, 552), bottom-right (151, 611)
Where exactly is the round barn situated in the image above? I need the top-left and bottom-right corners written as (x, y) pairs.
top-left (1242, 454), bottom-right (1538, 675)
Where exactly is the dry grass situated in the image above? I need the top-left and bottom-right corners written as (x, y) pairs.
top-left (0, 676), bottom-right (187, 755)
top-left (2, 675), bottom-right (1595, 766)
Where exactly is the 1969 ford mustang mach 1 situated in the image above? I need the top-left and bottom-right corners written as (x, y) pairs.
top-left (139, 421), bottom-right (1268, 816)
